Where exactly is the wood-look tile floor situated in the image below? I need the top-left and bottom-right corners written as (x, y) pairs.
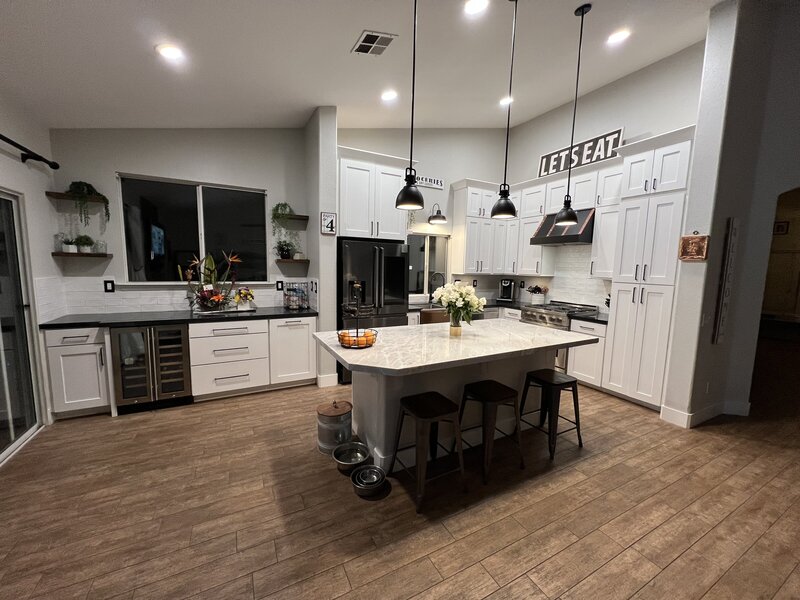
top-left (1, 384), bottom-right (799, 600)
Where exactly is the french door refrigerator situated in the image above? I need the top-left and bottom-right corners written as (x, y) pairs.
top-left (110, 325), bottom-right (192, 406)
top-left (337, 237), bottom-right (409, 382)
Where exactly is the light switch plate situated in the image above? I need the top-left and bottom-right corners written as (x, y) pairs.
top-left (472, 280), bottom-right (478, 287)
top-left (276, 280), bottom-right (284, 291)
top-left (103, 280), bottom-right (115, 293)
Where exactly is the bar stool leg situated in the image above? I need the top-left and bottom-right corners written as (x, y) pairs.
top-left (451, 417), bottom-right (467, 491)
top-left (571, 382), bottom-right (583, 448)
top-left (547, 389), bottom-right (562, 460)
top-left (518, 376), bottom-right (531, 424)
top-left (513, 397), bottom-right (525, 469)
top-left (414, 420), bottom-right (431, 512)
top-left (388, 411), bottom-right (405, 475)
top-left (482, 402), bottom-right (499, 485)
top-left (429, 422), bottom-right (439, 461)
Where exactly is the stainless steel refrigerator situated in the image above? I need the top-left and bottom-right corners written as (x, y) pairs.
top-left (337, 237), bottom-right (409, 382)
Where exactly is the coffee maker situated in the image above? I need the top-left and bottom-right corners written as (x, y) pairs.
top-left (498, 279), bottom-right (515, 302)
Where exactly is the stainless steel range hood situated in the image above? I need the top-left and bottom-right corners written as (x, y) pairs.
top-left (530, 208), bottom-right (595, 245)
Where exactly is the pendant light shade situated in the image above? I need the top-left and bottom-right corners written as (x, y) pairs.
top-left (491, 0), bottom-right (518, 220)
top-left (555, 3), bottom-right (592, 227)
top-left (396, 0), bottom-right (424, 211)
top-left (427, 202), bottom-right (447, 224)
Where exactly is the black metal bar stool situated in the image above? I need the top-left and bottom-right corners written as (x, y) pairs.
top-left (458, 380), bottom-right (525, 484)
top-left (388, 391), bottom-right (466, 512)
top-left (519, 369), bottom-right (583, 460)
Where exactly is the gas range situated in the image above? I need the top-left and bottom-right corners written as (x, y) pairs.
top-left (521, 301), bottom-right (599, 331)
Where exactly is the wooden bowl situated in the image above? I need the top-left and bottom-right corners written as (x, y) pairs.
top-left (338, 329), bottom-right (378, 349)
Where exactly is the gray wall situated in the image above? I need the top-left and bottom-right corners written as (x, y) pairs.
top-left (49, 128), bottom-right (307, 282)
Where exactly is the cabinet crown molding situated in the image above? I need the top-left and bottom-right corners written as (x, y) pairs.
top-left (337, 145), bottom-right (417, 167)
top-left (614, 125), bottom-right (696, 157)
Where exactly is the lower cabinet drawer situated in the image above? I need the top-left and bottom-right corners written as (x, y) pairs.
top-left (570, 320), bottom-right (607, 337)
top-left (191, 358), bottom-right (269, 396)
top-left (189, 319), bottom-right (268, 339)
top-left (502, 308), bottom-right (522, 320)
top-left (45, 327), bottom-right (104, 347)
top-left (190, 333), bottom-right (269, 366)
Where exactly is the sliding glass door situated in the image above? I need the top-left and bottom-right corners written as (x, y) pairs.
top-left (0, 193), bottom-right (37, 458)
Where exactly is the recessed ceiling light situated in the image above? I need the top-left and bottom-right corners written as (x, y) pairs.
top-left (381, 89), bottom-right (398, 102)
top-left (606, 29), bottom-right (631, 46)
top-left (155, 43), bottom-right (185, 61)
top-left (464, 0), bottom-right (489, 16)
top-left (499, 96), bottom-right (513, 107)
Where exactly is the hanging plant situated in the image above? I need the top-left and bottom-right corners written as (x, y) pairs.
top-left (270, 201), bottom-right (301, 253)
top-left (66, 181), bottom-right (111, 226)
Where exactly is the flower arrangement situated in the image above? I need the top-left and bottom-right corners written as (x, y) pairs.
top-left (432, 282), bottom-right (486, 335)
top-left (526, 284), bottom-right (549, 306)
top-left (179, 251), bottom-right (241, 312)
top-left (234, 287), bottom-right (255, 304)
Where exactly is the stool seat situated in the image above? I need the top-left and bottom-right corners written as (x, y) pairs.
top-left (527, 369), bottom-right (577, 387)
top-left (401, 392), bottom-right (459, 421)
top-left (463, 380), bottom-right (517, 403)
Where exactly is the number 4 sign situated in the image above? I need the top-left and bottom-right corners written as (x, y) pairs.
top-left (320, 212), bottom-right (336, 235)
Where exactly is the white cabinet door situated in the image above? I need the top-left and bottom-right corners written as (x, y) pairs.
top-left (477, 219), bottom-right (494, 273)
top-left (340, 159), bottom-right (375, 238)
top-left (509, 191), bottom-right (520, 219)
top-left (520, 184), bottom-right (545, 218)
top-left (518, 216), bottom-right (544, 276)
top-left (491, 221), bottom-right (507, 274)
top-left (407, 312), bottom-right (420, 326)
top-left (641, 192), bottom-right (685, 285)
top-left (47, 343), bottom-right (109, 412)
top-left (481, 190), bottom-right (497, 218)
top-left (613, 198), bottom-right (649, 283)
top-left (503, 220), bottom-right (520, 274)
top-left (467, 187), bottom-right (483, 218)
top-left (652, 141), bottom-right (691, 194)
top-left (545, 178), bottom-right (569, 214)
top-left (627, 285), bottom-right (674, 407)
top-left (601, 283), bottom-right (639, 396)
top-left (621, 150), bottom-right (654, 198)
top-left (568, 336), bottom-right (605, 386)
top-left (269, 317), bottom-right (317, 385)
top-left (590, 205), bottom-right (619, 279)
top-left (373, 165), bottom-right (407, 241)
top-left (569, 170), bottom-right (598, 210)
top-left (464, 218), bottom-right (481, 273)
top-left (597, 165), bottom-right (624, 206)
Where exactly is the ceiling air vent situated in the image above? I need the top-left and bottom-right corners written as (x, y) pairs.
top-left (351, 30), bottom-right (396, 56)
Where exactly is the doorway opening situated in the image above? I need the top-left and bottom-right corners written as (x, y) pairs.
top-left (749, 187), bottom-right (800, 418)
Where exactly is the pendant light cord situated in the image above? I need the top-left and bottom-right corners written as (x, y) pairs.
top-left (566, 6), bottom-right (588, 197)
top-left (408, 0), bottom-right (418, 171)
top-left (502, 0), bottom-right (518, 186)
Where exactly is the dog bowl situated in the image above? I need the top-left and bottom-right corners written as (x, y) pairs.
top-left (332, 441), bottom-right (370, 473)
top-left (350, 465), bottom-right (386, 498)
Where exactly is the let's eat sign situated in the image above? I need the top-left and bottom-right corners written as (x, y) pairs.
top-left (538, 128), bottom-right (623, 177)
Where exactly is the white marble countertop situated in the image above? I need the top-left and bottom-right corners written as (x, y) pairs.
top-left (314, 319), bottom-right (598, 376)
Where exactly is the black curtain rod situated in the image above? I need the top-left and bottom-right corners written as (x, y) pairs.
top-left (0, 132), bottom-right (59, 169)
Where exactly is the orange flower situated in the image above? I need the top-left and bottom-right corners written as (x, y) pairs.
top-left (211, 294), bottom-right (224, 302)
top-left (223, 251), bottom-right (242, 264)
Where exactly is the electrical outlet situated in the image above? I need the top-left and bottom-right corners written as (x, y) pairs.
top-left (276, 280), bottom-right (284, 291)
top-left (103, 280), bottom-right (115, 293)
top-left (472, 280), bottom-right (478, 287)
top-left (519, 280), bottom-right (525, 289)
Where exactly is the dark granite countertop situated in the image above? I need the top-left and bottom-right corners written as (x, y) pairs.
top-left (571, 313), bottom-right (610, 325)
top-left (39, 307), bottom-right (318, 330)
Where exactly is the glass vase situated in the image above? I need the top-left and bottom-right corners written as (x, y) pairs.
top-left (450, 314), bottom-right (462, 337)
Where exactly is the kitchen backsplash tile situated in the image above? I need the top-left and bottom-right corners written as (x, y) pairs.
top-left (547, 245), bottom-right (611, 306)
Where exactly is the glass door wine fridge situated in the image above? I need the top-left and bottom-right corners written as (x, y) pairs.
top-left (110, 325), bottom-right (192, 406)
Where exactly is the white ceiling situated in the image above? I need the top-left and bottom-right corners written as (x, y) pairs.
top-left (0, 0), bottom-right (716, 129)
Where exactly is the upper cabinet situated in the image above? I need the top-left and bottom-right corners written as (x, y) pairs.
top-left (613, 192), bottom-right (685, 285)
top-left (519, 184), bottom-right (545, 218)
top-left (621, 140), bottom-right (691, 198)
top-left (596, 165), bottom-right (624, 207)
top-left (545, 178), bottom-right (569, 215)
top-left (590, 205), bottom-right (619, 279)
top-left (339, 157), bottom-right (406, 241)
top-left (517, 216), bottom-right (556, 276)
top-left (568, 170), bottom-right (598, 211)
top-left (465, 186), bottom-right (499, 218)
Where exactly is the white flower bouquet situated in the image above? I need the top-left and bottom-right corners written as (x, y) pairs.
top-left (432, 282), bottom-right (487, 333)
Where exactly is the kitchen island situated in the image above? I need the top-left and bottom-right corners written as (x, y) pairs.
top-left (315, 319), bottom-right (597, 469)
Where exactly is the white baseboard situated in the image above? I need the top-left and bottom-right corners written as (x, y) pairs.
top-left (660, 401), bottom-right (727, 428)
top-left (659, 405), bottom-right (692, 428)
top-left (316, 373), bottom-right (338, 388)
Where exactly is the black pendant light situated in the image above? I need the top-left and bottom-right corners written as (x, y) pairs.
top-left (396, 0), bottom-right (424, 211)
top-left (491, 0), bottom-right (519, 220)
top-left (555, 3), bottom-right (592, 227)
top-left (427, 203), bottom-right (447, 224)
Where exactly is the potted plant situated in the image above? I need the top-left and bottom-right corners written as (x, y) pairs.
top-left (179, 251), bottom-right (241, 312)
top-left (61, 237), bottom-right (78, 253)
top-left (66, 181), bottom-right (111, 227)
top-left (234, 287), bottom-right (256, 311)
top-left (432, 282), bottom-right (487, 336)
top-left (275, 240), bottom-right (296, 259)
top-left (74, 234), bottom-right (95, 254)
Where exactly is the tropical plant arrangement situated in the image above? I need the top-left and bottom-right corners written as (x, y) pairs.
top-left (271, 202), bottom-right (301, 257)
top-left (179, 251), bottom-right (242, 312)
top-left (65, 181), bottom-right (111, 226)
top-left (432, 282), bottom-right (486, 337)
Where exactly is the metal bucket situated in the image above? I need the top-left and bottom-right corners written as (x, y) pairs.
top-left (317, 400), bottom-right (352, 454)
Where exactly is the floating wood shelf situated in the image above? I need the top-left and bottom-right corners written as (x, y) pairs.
top-left (46, 191), bottom-right (107, 204)
top-left (276, 214), bottom-right (309, 229)
top-left (52, 252), bottom-right (113, 259)
top-left (275, 259), bottom-right (310, 265)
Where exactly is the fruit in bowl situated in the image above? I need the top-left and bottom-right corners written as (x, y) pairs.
top-left (338, 329), bottom-right (378, 349)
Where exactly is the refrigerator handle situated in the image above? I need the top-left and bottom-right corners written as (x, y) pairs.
top-left (379, 247), bottom-right (385, 308)
top-left (148, 327), bottom-right (158, 401)
top-left (372, 246), bottom-right (380, 308)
